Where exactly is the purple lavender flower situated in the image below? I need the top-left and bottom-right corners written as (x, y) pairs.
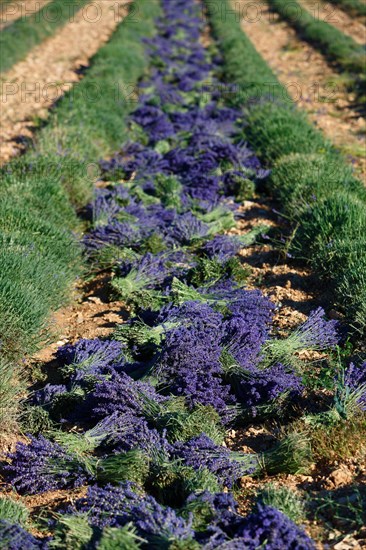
top-left (235, 363), bottom-right (303, 412)
top-left (117, 252), bottom-right (177, 292)
top-left (67, 482), bottom-right (193, 543)
top-left (169, 212), bottom-right (211, 245)
top-left (236, 505), bottom-right (316, 549)
top-left (186, 490), bottom-right (242, 535)
top-left (294, 308), bottom-right (339, 350)
top-left (220, 314), bottom-right (267, 371)
top-left (89, 371), bottom-right (166, 421)
top-left (131, 496), bottom-right (194, 542)
top-left (4, 435), bottom-right (90, 495)
top-left (86, 411), bottom-right (167, 455)
top-left (56, 338), bottom-right (124, 369)
top-left (0, 520), bottom-right (45, 550)
top-left (67, 482), bottom-right (144, 528)
top-left (33, 384), bottom-right (67, 406)
top-left (171, 434), bottom-right (255, 488)
top-left (202, 235), bottom-right (243, 262)
top-left (157, 300), bottom-right (224, 334)
top-left (156, 325), bottom-right (235, 416)
top-left (82, 221), bottom-right (142, 251)
top-left (341, 361), bottom-right (366, 410)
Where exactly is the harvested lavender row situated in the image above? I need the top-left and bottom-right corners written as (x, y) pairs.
top-left (2, 0), bottom-right (365, 548)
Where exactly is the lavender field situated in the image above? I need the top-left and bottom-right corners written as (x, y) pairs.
top-left (0, 0), bottom-right (365, 548)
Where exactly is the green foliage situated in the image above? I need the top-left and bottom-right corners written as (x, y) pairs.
top-left (161, 405), bottom-right (225, 445)
top-left (245, 102), bottom-right (329, 164)
top-left (20, 405), bottom-right (54, 435)
top-left (149, 458), bottom-right (220, 507)
top-left (0, 498), bottom-right (29, 526)
top-left (270, 153), bottom-right (366, 214)
top-left (268, 0), bottom-right (366, 74)
top-left (196, 207), bottom-right (236, 232)
top-left (48, 514), bottom-right (93, 550)
top-left (0, 0), bottom-right (161, 359)
top-left (153, 174), bottom-right (182, 209)
top-left (328, 0), bottom-right (366, 17)
top-left (311, 485), bottom-right (366, 534)
top-left (181, 468), bottom-right (221, 497)
top-left (293, 193), bottom-right (366, 331)
top-left (187, 257), bottom-right (250, 288)
top-left (141, 233), bottom-right (166, 254)
top-left (97, 450), bottom-right (150, 485)
top-left (180, 497), bottom-right (215, 532)
top-left (0, 360), bottom-right (24, 436)
top-left (204, 0), bottom-right (366, 336)
top-left (230, 174), bottom-right (256, 201)
top-left (256, 483), bottom-right (306, 523)
top-left (97, 524), bottom-right (145, 550)
top-left (0, 0), bottom-right (89, 73)
top-left (261, 433), bottom-right (312, 475)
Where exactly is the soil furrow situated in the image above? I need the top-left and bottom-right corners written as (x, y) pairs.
top-left (232, 0), bottom-right (366, 180)
top-left (0, 0), bottom-right (51, 30)
top-left (0, 0), bottom-right (129, 164)
top-left (299, 0), bottom-right (366, 45)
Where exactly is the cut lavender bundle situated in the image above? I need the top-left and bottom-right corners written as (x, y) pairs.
top-left (131, 496), bottom-right (195, 546)
top-left (155, 325), bottom-right (235, 416)
top-left (171, 434), bottom-right (255, 488)
top-left (88, 371), bottom-right (166, 421)
top-left (65, 482), bottom-right (195, 546)
top-left (0, 520), bottom-right (46, 550)
top-left (334, 360), bottom-right (366, 416)
top-left (201, 235), bottom-right (243, 263)
top-left (261, 307), bottom-right (340, 368)
top-left (84, 411), bottom-right (168, 455)
top-left (183, 491), bottom-right (243, 535)
top-left (235, 505), bottom-right (316, 550)
top-left (82, 221), bottom-right (143, 252)
top-left (3, 435), bottom-right (92, 495)
top-left (113, 252), bottom-right (186, 302)
top-left (225, 361), bottom-right (303, 414)
top-left (66, 482), bottom-right (144, 528)
top-left (56, 338), bottom-right (125, 373)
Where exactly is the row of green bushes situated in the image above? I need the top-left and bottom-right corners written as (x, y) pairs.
top-left (0, 0), bottom-right (160, 358)
top-left (267, 0), bottom-right (365, 75)
top-left (0, 0), bottom-right (89, 73)
top-left (328, 0), bottom-right (366, 18)
top-left (204, 0), bottom-right (366, 335)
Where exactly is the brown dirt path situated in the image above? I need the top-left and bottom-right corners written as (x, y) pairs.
top-left (299, 0), bottom-right (366, 45)
top-left (0, 0), bottom-right (129, 164)
top-left (0, 0), bottom-right (51, 30)
top-left (233, 0), bottom-right (366, 181)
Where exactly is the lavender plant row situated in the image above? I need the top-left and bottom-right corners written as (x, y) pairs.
top-left (2, 0), bottom-right (365, 548)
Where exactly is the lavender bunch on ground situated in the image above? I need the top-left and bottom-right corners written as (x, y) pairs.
top-left (56, 338), bottom-right (125, 377)
top-left (4, 435), bottom-right (90, 495)
top-left (131, 496), bottom-right (194, 543)
top-left (82, 221), bottom-right (142, 251)
top-left (184, 490), bottom-right (243, 536)
top-left (335, 360), bottom-right (366, 414)
top-left (114, 253), bottom-right (176, 299)
top-left (236, 505), bottom-right (316, 549)
top-left (202, 235), bottom-right (243, 262)
top-left (233, 363), bottom-right (303, 413)
top-left (171, 434), bottom-right (256, 488)
top-left (169, 212), bottom-right (211, 245)
top-left (0, 520), bottom-right (45, 550)
top-left (156, 325), bottom-right (235, 415)
top-left (89, 371), bottom-right (166, 421)
top-left (292, 307), bottom-right (339, 350)
top-left (66, 482), bottom-right (143, 528)
top-left (85, 411), bottom-right (167, 455)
